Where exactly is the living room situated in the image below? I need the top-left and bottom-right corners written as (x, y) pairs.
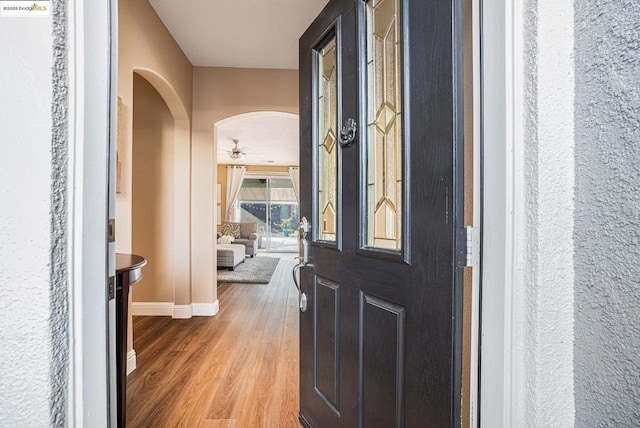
top-left (215, 110), bottom-right (300, 262)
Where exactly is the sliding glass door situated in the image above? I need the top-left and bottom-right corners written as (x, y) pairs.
top-left (238, 176), bottom-right (299, 252)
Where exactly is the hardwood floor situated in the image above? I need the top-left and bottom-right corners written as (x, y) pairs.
top-left (126, 256), bottom-right (301, 427)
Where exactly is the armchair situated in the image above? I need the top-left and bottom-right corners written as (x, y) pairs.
top-left (218, 221), bottom-right (259, 257)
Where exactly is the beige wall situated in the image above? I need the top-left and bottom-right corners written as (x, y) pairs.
top-left (117, 0), bottom-right (192, 253)
top-left (117, 0), bottom-right (194, 319)
top-left (191, 68), bottom-right (299, 305)
top-left (117, 0), bottom-right (194, 355)
top-left (131, 74), bottom-right (176, 303)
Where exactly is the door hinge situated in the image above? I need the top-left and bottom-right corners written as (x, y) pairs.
top-left (108, 276), bottom-right (115, 300)
top-left (464, 226), bottom-right (476, 267)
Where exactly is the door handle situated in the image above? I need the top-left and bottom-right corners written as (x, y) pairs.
top-left (298, 216), bottom-right (311, 263)
top-left (292, 261), bottom-right (308, 312)
top-left (291, 217), bottom-right (312, 312)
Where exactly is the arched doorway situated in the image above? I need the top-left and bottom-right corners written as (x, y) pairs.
top-left (214, 111), bottom-right (300, 252)
top-left (129, 69), bottom-right (193, 317)
top-left (130, 73), bottom-right (176, 308)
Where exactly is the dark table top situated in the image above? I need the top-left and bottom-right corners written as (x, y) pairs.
top-left (115, 253), bottom-right (147, 274)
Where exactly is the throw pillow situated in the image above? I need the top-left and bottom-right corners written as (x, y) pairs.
top-left (217, 235), bottom-right (235, 244)
top-left (221, 221), bottom-right (241, 238)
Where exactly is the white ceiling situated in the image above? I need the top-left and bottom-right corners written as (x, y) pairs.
top-left (148, 0), bottom-right (327, 166)
top-left (216, 113), bottom-right (299, 166)
top-left (148, 0), bottom-right (329, 69)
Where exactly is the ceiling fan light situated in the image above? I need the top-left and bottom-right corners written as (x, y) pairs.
top-left (229, 139), bottom-right (245, 160)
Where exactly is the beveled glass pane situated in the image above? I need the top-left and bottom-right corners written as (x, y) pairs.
top-left (366, 0), bottom-right (402, 251)
top-left (317, 36), bottom-right (338, 242)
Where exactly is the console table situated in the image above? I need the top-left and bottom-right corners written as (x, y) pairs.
top-left (116, 253), bottom-right (147, 427)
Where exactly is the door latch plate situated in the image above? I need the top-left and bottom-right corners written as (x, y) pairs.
top-left (108, 219), bottom-right (116, 243)
top-left (108, 276), bottom-right (115, 300)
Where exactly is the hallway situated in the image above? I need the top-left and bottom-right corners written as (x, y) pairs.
top-left (126, 256), bottom-right (300, 427)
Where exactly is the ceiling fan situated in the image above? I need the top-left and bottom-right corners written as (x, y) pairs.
top-left (220, 139), bottom-right (247, 160)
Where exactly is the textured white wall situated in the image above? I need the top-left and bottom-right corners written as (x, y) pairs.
top-left (512, 0), bottom-right (576, 425)
top-left (573, 0), bottom-right (640, 425)
top-left (481, 0), bottom-right (638, 424)
top-left (0, 16), bottom-right (54, 427)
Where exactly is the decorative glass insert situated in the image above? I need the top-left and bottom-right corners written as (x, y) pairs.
top-left (317, 36), bottom-right (338, 242)
top-left (366, 0), bottom-right (402, 251)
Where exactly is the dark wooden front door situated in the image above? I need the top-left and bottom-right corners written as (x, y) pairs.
top-left (298, 0), bottom-right (464, 426)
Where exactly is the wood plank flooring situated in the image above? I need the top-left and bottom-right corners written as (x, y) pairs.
top-left (126, 256), bottom-right (300, 428)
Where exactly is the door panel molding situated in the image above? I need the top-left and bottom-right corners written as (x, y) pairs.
top-left (360, 293), bottom-right (406, 428)
top-left (314, 277), bottom-right (341, 413)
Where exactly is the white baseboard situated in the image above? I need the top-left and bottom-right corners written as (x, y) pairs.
top-left (192, 300), bottom-right (219, 317)
top-left (132, 301), bottom-right (220, 318)
top-left (131, 302), bottom-right (173, 316)
top-left (172, 304), bottom-right (193, 319)
top-left (126, 349), bottom-right (136, 375)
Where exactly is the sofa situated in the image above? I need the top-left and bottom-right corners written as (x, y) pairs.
top-left (218, 221), bottom-right (259, 257)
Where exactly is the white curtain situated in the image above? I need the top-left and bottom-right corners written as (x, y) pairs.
top-left (226, 165), bottom-right (247, 221)
top-left (288, 166), bottom-right (300, 203)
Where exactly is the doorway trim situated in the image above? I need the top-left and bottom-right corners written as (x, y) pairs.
top-left (479, 0), bottom-right (522, 425)
top-left (68, 0), bottom-right (114, 425)
top-left (67, 0), bottom-right (520, 424)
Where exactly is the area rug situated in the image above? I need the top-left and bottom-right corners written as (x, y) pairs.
top-left (217, 257), bottom-right (280, 284)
